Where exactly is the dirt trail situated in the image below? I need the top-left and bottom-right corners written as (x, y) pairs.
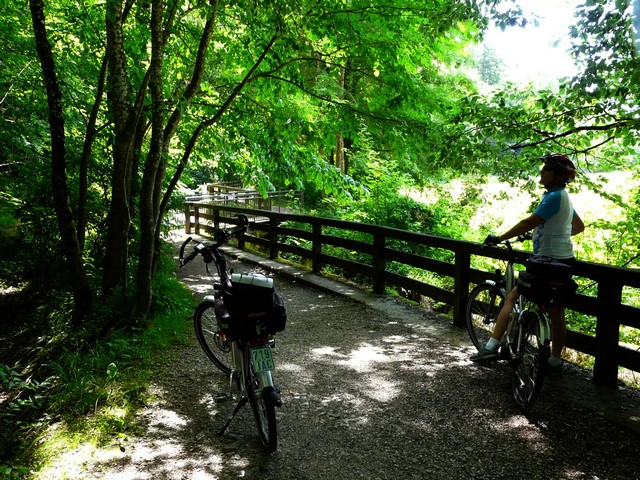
top-left (69, 236), bottom-right (640, 480)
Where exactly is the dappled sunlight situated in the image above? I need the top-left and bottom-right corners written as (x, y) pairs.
top-left (494, 414), bottom-right (550, 454)
top-left (147, 407), bottom-right (188, 431)
top-left (310, 345), bottom-right (348, 358)
top-left (185, 283), bottom-right (213, 294)
top-left (227, 454), bottom-right (251, 474)
top-left (319, 391), bottom-right (365, 415)
top-left (444, 346), bottom-right (478, 366)
top-left (338, 343), bottom-right (392, 372)
top-left (562, 469), bottom-right (602, 479)
top-left (39, 407), bottom-right (227, 480)
top-left (179, 276), bottom-right (215, 295)
top-left (128, 440), bottom-right (187, 463)
top-left (297, 294), bottom-right (342, 313)
top-left (298, 302), bottom-right (345, 313)
top-left (277, 362), bottom-right (305, 373)
top-left (381, 334), bottom-right (409, 343)
top-left (362, 375), bottom-right (399, 402)
top-left (199, 392), bottom-right (225, 415)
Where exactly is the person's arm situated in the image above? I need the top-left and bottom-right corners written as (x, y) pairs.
top-left (571, 212), bottom-right (585, 236)
top-left (497, 214), bottom-right (543, 242)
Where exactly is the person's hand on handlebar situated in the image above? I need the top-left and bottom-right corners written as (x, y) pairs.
top-left (483, 234), bottom-right (501, 246)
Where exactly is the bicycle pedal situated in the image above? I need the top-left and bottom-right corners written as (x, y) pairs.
top-left (499, 345), bottom-right (510, 360)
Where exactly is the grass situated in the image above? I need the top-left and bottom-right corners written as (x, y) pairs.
top-left (0, 269), bottom-right (197, 479)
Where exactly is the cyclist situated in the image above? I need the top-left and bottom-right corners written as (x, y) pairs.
top-left (470, 153), bottom-right (585, 375)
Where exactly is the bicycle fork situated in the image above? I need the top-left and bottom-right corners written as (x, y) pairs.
top-left (230, 342), bottom-right (277, 395)
top-left (230, 342), bottom-right (245, 393)
top-left (218, 342), bottom-right (280, 437)
top-left (508, 309), bottom-right (551, 362)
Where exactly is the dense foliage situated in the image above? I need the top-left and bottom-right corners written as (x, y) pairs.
top-left (3, 0), bottom-right (638, 323)
top-left (2, 0), bottom-right (640, 475)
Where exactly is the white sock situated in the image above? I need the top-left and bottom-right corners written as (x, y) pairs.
top-left (486, 337), bottom-right (500, 351)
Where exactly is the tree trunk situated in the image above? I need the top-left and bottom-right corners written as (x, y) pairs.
top-left (136, 0), bottom-right (167, 318)
top-left (335, 131), bottom-right (345, 173)
top-left (30, 0), bottom-right (92, 319)
top-left (103, 0), bottom-right (137, 294)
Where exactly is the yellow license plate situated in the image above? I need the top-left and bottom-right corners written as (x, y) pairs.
top-left (251, 346), bottom-right (275, 373)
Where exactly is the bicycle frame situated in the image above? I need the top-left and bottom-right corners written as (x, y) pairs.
top-left (466, 236), bottom-right (552, 412)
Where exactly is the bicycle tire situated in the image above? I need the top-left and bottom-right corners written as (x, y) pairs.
top-left (245, 347), bottom-right (278, 452)
top-left (194, 301), bottom-right (233, 375)
top-left (511, 306), bottom-right (549, 412)
top-left (466, 283), bottom-right (506, 350)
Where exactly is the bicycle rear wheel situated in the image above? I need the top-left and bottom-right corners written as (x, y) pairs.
top-left (194, 302), bottom-right (233, 375)
top-left (244, 347), bottom-right (278, 452)
top-left (466, 283), bottom-right (506, 350)
top-left (511, 308), bottom-right (549, 412)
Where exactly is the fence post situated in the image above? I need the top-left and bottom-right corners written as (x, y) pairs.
top-left (213, 209), bottom-right (220, 232)
top-left (593, 281), bottom-right (622, 387)
top-left (194, 206), bottom-right (200, 234)
top-left (453, 251), bottom-right (471, 327)
top-left (269, 216), bottom-right (278, 260)
top-left (373, 233), bottom-right (386, 294)
top-left (312, 222), bottom-right (322, 273)
top-left (184, 204), bottom-right (191, 234)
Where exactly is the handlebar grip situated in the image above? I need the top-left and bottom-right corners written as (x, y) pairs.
top-left (235, 213), bottom-right (249, 227)
top-left (230, 225), bottom-right (247, 239)
top-left (180, 249), bottom-right (198, 267)
top-left (179, 237), bottom-right (193, 262)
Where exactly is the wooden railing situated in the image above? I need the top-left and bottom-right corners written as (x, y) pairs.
top-left (185, 188), bottom-right (303, 213)
top-left (183, 203), bottom-right (640, 388)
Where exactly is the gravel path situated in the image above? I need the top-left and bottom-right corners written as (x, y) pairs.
top-left (74, 237), bottom-right (640, 480)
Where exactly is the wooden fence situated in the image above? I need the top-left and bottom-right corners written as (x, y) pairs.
top-left (185, 186), bottom-right (303, 213)
top-left (183, 203), bottom-right (640, 388)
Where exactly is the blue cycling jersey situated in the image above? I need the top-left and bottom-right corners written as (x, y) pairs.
top-left (532, 188), bottom-right (576, 259)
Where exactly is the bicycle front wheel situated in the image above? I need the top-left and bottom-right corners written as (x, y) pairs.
top-left (466, 283), bottom-right (506, 350)
top-left (245, 347), bottom-right (277, 452)
top-left (511, 307), bottom-right (549, 412)
top-left (194, 302), bottom-right (233, 375)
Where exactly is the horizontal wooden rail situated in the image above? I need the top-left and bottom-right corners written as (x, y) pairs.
top-left (183, 203), bottom-right (640, 388)
top-left (184, 189), bottom-right (304, 214)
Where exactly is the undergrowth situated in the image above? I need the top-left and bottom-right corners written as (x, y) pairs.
top-left (0, 251), bottom-right (196, 479)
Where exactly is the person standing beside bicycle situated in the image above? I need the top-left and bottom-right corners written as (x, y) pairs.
top-left (470, 153), bottom-right (585, 375)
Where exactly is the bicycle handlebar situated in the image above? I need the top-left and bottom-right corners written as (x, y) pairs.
top-left (483, 231), bottom-right (532, 249)
top-left (179, 214), bottom-right (249, 268)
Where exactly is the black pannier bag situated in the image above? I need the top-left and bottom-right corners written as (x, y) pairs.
top-left (270, 292), bottom-right (287, 335)
top-left (517, 256), bottom-right (577, 308)
top-left (218, 273), bottom-right (287, 339)
top-left (525, 255), bottom-right (573, 281)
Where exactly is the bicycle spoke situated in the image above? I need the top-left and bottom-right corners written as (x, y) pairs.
top-left (194, 303), bottom-right (233, 374)
top-left (511, 310), bottom-right (547, 412)
top-left (246, 348), bottom-right (278, 452)
top-left (466, 283), bottom-right (505, 350)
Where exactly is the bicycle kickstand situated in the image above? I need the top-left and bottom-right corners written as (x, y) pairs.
top-left (217, 396), bottom-right (248, 436)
